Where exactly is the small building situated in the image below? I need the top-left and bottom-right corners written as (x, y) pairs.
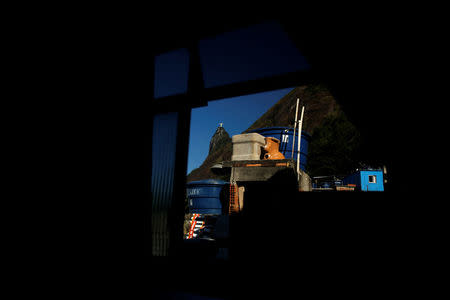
top-left (343, 169), bottom-right (384, 192)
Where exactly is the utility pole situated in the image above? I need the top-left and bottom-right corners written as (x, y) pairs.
top-left (297, 106), bottom-right (305, 181)
top-left (291, 98), bottom-right (299, 159)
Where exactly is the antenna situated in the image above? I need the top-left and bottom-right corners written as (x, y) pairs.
top-left (291, 98), bottom-right (299, 159)
top-left (297, 105), bottom-right (305, 180)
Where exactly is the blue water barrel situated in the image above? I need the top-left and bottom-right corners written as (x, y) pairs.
top-left (186, 179), bottom-right (228, 214)
top-left (248, 127), bottom-right (311, 171)
top-left (321, 182), bottom-right (331, 189)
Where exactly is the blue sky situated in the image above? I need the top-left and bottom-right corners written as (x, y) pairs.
top-left (187, 87), bottom-right (294, 174)
top-left (152, 21), bottom-right (310, 174)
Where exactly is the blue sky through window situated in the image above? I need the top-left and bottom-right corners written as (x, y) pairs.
top-left (187, 87), bottom-right (294, 174)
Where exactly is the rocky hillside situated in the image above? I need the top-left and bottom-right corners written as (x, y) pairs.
top-left (243, 84), bottom-right (340, 135)
top-left (209, 125), bottom-right (230, 155)
top-left (187, 125), bottom-right (232, 182)
top-left (186, 83), bottom-right (360, 182)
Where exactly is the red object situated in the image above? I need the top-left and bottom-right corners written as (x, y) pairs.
top-left (229, 184), bottom-right (239, 214)
top-left (187, 214), bottom-right (199, 239)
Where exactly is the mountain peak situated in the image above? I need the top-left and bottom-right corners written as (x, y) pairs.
top-left (209, 124), bottom-right (230, 154)
top-left (187, 84), bottom-right (355, 182)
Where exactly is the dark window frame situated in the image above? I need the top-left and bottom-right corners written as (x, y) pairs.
top-left (149, 36), bottom-right (319, 261)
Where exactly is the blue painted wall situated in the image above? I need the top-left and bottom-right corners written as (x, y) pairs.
top-left (360, 171), bottom-right (384, 191)
top-left (343, 170), bottom-right (384, 192)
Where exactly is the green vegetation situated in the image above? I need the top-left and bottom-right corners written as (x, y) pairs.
top-left (187, 84), bottom-right (362, 182)
top-left (306, 111), bottom-right (360, 177)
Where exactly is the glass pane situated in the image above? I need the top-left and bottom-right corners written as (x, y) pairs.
top-left (152, 112), bottom-right (178, 256)
top-left (154, 48), bottom-right (189, 98)
top-left (187, 87), bottom-right (294, 175)
top-left (199, 21), bottom-right (310, 88)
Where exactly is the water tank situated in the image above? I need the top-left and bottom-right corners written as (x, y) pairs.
top-left (248, 127), bottom-right (311, 171)
top-left (186, 179), bottom-right (228, 215)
